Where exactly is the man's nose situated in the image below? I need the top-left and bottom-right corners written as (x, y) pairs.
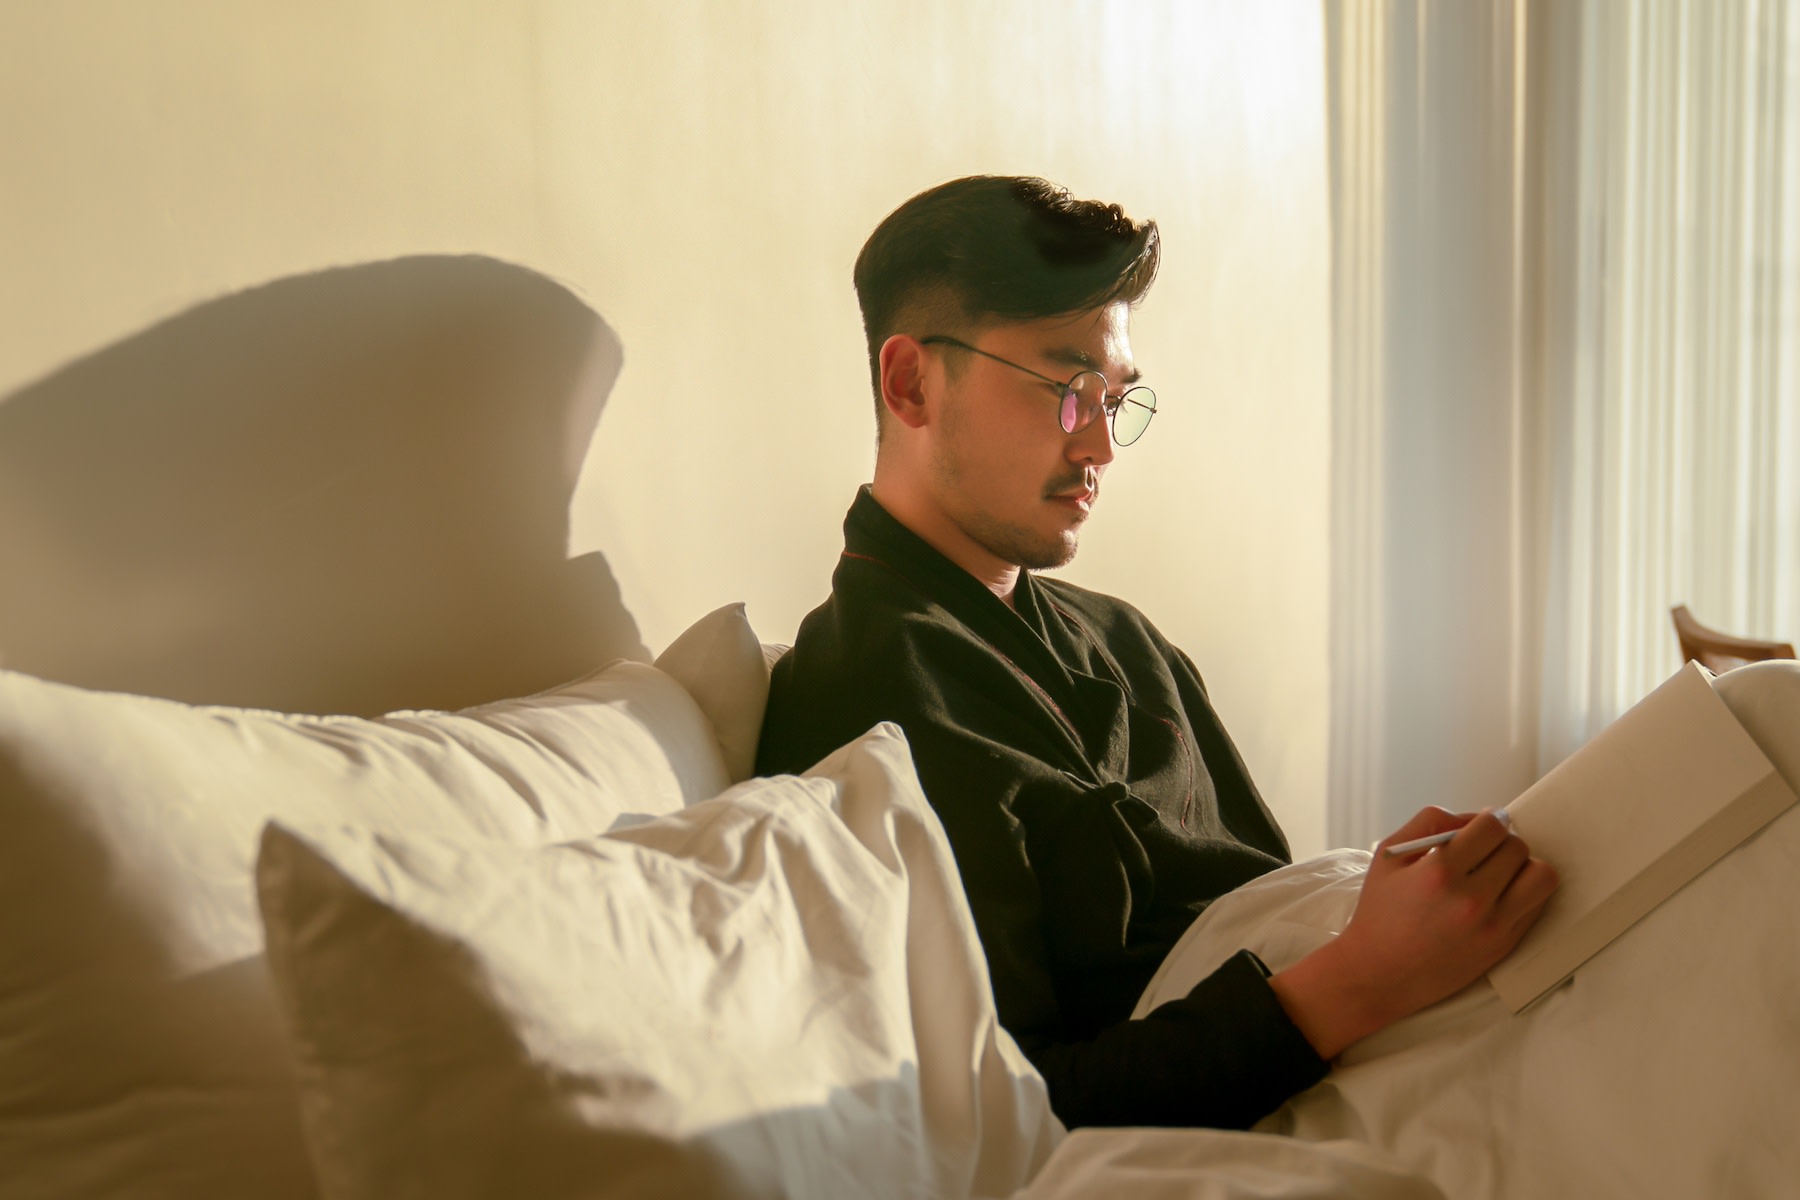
top-left (1067, 409), bottom-right (1116, 467)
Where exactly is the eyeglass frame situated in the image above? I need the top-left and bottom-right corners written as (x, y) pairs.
top-left (917, 335), bottom-right (1157, 446)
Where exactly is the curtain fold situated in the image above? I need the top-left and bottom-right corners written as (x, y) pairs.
top-left (1324, 0), bottom-right (1538, 848)
top-left (1324, 0), bottom-right (1390, 849)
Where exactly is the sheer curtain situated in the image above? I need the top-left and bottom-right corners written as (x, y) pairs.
top-left (1537, 0), bottom-right (1800, 766)
top-left (1324, 1), bottom-right (1540, 847)
top-left (1325, 0), bottom-right (1800, 848)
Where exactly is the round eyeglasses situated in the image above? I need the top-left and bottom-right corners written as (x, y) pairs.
top-left (919, 335), bottom-right (1157, 446)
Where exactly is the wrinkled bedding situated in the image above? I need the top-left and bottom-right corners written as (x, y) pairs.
top-left (1123, 805), bottom-right (1800, 1197)
top-left (1122, 802), bottom-right (1796, 1199)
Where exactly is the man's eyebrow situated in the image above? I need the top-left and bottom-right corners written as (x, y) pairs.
top-left (1041, 344), bottom-right (1143, 386)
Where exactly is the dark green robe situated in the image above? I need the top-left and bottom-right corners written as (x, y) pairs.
top-left (757, 487), bottom-right (1328, 1129)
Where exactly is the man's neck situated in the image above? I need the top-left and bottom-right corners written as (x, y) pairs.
top-left (866, 479), bottom-right (1022, 605)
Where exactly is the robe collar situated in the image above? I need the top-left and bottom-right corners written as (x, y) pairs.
top-left (840, 485), bottom-right (1084, 702)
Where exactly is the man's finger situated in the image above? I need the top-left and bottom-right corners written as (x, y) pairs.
top-left (1463, 833), bottom-right (1530, 901)
top-left (1378, 805), bottom-right (1471, 850)
top-left (1435, 809), bottom-right (1515, 876)
top-left (1498, 857), bottom-right (1560, 920)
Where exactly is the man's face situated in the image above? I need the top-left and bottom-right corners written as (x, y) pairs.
top-left (926, 303), bottom-right (1134, 573)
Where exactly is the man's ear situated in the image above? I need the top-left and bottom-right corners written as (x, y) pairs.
top-left (877, 334), bottom-right (933, 430)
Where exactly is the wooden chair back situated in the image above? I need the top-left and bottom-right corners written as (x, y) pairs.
top-left (1671, 604), bottom-right (1797, 675)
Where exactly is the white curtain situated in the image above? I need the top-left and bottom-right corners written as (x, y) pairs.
top-left (1325, 0), bottom-right (1540, 847)
top-left (1325, 0), bottom-right (1800, 847)
top-left (1537, 0), bottom-right (1800, 766)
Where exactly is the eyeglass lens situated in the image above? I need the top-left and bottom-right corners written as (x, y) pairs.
top-left (1060, 372), bottom-right (1157, 446)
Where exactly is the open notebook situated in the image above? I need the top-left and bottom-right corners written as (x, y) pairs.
top-left (1488, 660), bottom-right (1798, 1012)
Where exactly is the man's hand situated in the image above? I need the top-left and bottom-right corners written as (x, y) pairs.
top-left (1268, 806), bottom-right (1559, 1060)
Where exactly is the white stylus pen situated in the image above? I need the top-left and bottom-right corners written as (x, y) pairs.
top-left (1384, 809), bottom-right (1512, 858)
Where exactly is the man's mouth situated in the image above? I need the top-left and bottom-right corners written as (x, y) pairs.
top-left (1046, 473), bottom-right (1098, 511)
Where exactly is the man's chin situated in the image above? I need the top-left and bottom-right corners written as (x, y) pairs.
top-left (960, 509), bottom-right (1082, 572)
top-left (1020, 532), bottom-right (1079, 572)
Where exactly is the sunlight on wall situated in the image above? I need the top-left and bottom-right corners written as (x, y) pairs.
top-left (0, 0), bottom-right (1330, 852)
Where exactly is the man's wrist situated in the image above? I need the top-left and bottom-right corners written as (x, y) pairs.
top-left (1266, 939), bottom-right (1397, 1061)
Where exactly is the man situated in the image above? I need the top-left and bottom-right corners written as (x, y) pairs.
top-left (755, 176), bottom-right (1558, 1131)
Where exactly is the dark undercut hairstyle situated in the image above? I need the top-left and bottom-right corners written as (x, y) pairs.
top-left (852, 175), bottom-right (1160, 423)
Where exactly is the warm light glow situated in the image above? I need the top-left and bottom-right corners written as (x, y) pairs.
top-left (0, 0), bottom-right (1336, 851)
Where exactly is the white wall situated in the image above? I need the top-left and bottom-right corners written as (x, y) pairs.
top-left (0, 1), bottom-right (1333, 854)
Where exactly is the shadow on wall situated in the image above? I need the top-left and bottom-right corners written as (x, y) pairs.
top-left (0, 256), bottom-right (648, 716)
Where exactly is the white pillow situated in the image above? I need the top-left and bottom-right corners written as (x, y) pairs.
top-left (1710, 659), bottom-right (1800, 794)
top-left (254, 723), bottom-right (1062, 1200)
top-left (653, 602), bottom-right (770, 782)
top-left (0, 660), bottom-right (728, 1200)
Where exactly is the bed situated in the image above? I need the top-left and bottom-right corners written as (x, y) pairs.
top-left (3, 258), bottom-right (1796, 1200)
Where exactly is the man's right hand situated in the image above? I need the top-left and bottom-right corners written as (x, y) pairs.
top-left (1267, 806), bottom-right (1559, 1060)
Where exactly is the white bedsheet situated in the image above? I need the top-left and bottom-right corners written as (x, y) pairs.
top-left (1013, 1128), bottom-right (1446, 1200)
top-left (1125, 802), bottom-right (1800, 1200)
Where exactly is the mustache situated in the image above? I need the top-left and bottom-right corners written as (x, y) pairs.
top-left (1045, 469), bottom-right (1098, 499)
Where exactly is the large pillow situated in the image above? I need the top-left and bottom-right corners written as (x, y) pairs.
top-left (0, 660), bottom-right (728, 1200)
top-left (652, 601), bottom-right (770, 782)
top-left (253, 723), bottom-right (1062, 1200)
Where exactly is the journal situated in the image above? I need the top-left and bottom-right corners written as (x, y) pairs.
top-left (1488, 660), bottom-right (1798, 1012)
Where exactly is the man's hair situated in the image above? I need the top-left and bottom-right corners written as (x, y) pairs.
top-left (853, 175), bottom-right (1160, 417)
